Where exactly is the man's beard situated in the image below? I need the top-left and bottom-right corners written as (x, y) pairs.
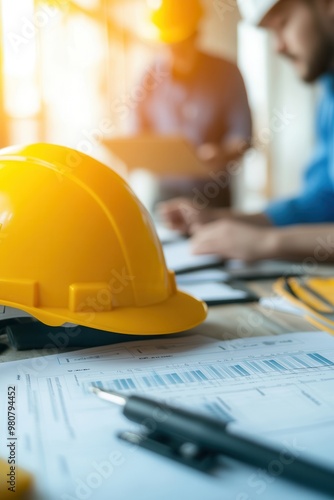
top-left (303, 39), bottom-right (333, 82)
top-left (302, 5), bottom-right (334, 83)
top-left (285, 35), bottom-right (333, 83)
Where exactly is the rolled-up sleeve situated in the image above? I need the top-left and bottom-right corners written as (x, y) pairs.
top-left (265, 81), bottom-right (334, 226)
top-left (265, 190), bottom-right (334, 226)
top-left (265, 151), bottom-right (334, 226)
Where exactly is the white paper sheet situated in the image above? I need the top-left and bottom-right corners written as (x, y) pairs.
top-left (1, 332), bottom-right (334, 500)
top-left (0, 305), bottom-right (31, 320)
top-left (176, 268), bottom-right (229, 284)
top-left (155, 223), bottom-right (182, 244)
top-left (178, 282), bottom-right (248, 302)
top-left (260, 296), bottom-right (304, 316)
top-left (163, 240), bottom-right (222, 273)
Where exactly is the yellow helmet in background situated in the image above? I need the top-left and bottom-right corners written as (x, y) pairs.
top-left (0, 143), bottom-right (207, 335)
top-left (147, 0), bottom-right (204, 44)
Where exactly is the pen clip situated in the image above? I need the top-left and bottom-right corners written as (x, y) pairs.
top-left (118, 429), bottom-right (219, 474)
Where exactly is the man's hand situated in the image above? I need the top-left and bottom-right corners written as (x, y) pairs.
top-left (197, 138), bottom-right (250, 171)
top-left (158, 197), bottom-right (272, 235)
top-left (158, 197), bottom-right (229, 234)
top-left (190, 219), bottom-right (278, 262)
top-left (197, 143), bottom-right (226, 170)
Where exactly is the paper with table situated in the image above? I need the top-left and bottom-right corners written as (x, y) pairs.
top-left (163, 240), bottom-right (255, 304)
top-left (162, 239), bottom-right (314, 280)
top-left (1, 332), bottom-right (334, 499)
top-left (163, 239), bottom-right (223, 273)
top-left (260, 296), bottom-right (304, 316)
top-left (177, 281), bottom-right (256, 304)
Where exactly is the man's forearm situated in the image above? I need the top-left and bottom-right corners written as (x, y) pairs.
top-left (232, 211), bottom-right (274, 227)
top-left (222, 138), bottom-right (251, 164)
top-left (197, 139), bottom-right (251, 171)
top-left (195, 209), bottom-right (274, 228)
top-left (270, 225), bottom-right (334, 262)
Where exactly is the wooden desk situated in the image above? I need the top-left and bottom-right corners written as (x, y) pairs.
top-left (0, 279), bottom-right (317, 364)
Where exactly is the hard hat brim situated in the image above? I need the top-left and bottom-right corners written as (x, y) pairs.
top-left (0, 290), bottom-right (208, 335)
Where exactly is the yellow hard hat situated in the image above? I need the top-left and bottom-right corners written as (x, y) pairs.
top-left (0, 143), bottom-right (207, 335)
top-left (147, 0), bottom-right (204, 44)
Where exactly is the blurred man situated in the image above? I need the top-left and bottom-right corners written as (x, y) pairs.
top-left (161, 0), bottom-right (334, 262)
top-left (130, 0), bottom-right (252, 207)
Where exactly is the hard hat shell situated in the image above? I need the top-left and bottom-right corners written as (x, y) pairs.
top-left (147, 0), bottom-right (204, 44)
top-left (0, 143), bottom-right (207, 335)
top-left (238, 0), bottom-right (279, 26)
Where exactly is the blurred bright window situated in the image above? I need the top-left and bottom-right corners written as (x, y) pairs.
top-left (0, 0), bottom-right (153, 159)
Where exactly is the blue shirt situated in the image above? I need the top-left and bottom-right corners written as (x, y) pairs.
top-left (265, 73), bottom-right (334, 226)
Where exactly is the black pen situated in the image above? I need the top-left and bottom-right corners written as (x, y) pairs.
top-left (90, 386), bottom-right (334, 496)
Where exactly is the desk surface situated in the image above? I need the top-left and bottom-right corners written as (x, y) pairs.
top-left (1, 276), bottom-right (333, 500)
top-left (0, 279), bottom-right (317, 364)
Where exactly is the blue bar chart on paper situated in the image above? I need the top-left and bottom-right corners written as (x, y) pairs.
top-left (53, 332), bottom-right (334, 433)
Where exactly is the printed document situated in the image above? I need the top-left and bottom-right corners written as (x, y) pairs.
top-left (0, 332), bottom-right (334, 499)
